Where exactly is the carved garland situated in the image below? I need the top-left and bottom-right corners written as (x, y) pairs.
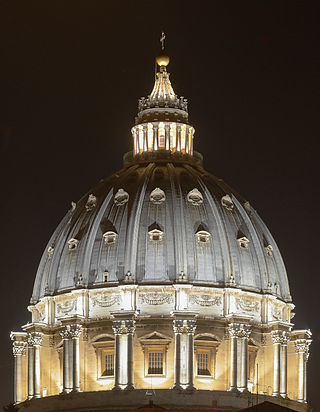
top-left (91, 294), bottom-right (121, 308)
top-left (236, 297), bottom-right (259, 313)
top-left (139, 293), bottom-right (173, 305)
top-left (189, 294), bottom-right (222, 307)
top-left (56, 299), bottom-right (77, 314)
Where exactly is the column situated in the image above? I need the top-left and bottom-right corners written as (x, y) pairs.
top-left (70, 325), bottom-right (82, 392)
top-left (173, 320), bottom-right (183, 390)
top-left (239, 325), bottom-right (251, 392)
top-left (125, 320), bottom-right (136, 390)
top-left (12, 339), bottom-right (27, 403)
top-left (271, 331), bottom-right (282, 396)
top-left (112, 322), bottom-right (121, 390)
top-left (295, 340), bottom-right (310, 402)
top-left (186, 320), bottom-right (197, 390)
top-left (280, 334), bottom-right (289, 398)
top-left (27, 337), bottom-right (34, 399)
top-left (60, 327), bottom-right (72, 393)
top-left (27, 332), bottom-right (43, 399)
top-left (228, 324), bottom-right (239, 391)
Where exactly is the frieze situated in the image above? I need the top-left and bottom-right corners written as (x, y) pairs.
top-left (272, 305), bottom-right (283, 321)
top-left (91, 293), bottom-right (120, 308)
top-left (56, 299), bottom-right (77, 315)
top-left (189, 294), bottom-right (222, 307)
top-left (139, 292), bottom-right (173, 305)
top-left (236, 297), bottom-right (259, 313)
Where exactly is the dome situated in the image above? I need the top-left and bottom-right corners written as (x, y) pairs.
top-left (10, 39), bottom-right (311, 412)
top-left (31, 149), bottom-right (291, 303)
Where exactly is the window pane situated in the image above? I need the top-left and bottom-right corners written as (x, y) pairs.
top-left (148, 351), bottom-right (163, 375)
top-left (102, 353), bottom-right (114, 376)
top-left (197, 352), bottom-right (210, 376)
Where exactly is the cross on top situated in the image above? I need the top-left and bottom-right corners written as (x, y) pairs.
top-left (160, 31), bottom-right (166, 51)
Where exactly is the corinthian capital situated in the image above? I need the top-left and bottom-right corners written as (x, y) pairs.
top-left (185, 319), bottom-right (197, 334)
top-left (271, 330), bottom-right (290, 345)
top-left (59, 324), bottom-right (82, 340)
top-left (228, 323), bottom-right (251, 339)
top-left (12, 341), bottom-right (27, 356)
top-left (295, 339), bottom-right (311, 356)
top-left (112, 319), bottom-right (136, 335)
top-left (28, 332), bottom-right (43, 346)
top-left (173, 319), bottom-right (184, 334)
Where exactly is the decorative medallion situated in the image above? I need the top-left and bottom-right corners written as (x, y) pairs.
top-left (114, 188), bottom-right (129, 206)
top-left (85, 194), bottom-right (97, 211)
top-left (189, 294), bottom-right (222, 307)
top-left (91, 293), bottom-right (120, 308)
top-left (221, 194), bottom-right (234, 211)
top-left (236, 297), bottom-right (259, 313)
top-left (139, 293), bottom-right (173, 305)
top-left (150, 187), bottom-right (166, 204)
top-left (56, 299), bottom-right (77, 315)
top-left (187, 188), bottom-right (203, 205)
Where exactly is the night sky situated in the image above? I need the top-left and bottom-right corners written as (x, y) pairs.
top-left (0, 1), bottom-right (319, 408)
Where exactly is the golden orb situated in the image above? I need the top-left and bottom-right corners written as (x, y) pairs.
top-left (156, 54), bottom-right (170, 67)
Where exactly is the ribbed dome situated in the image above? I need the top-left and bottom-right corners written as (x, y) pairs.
top-left (31, 151), bottom-right (291, 303)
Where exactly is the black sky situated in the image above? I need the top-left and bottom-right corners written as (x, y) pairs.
top-left (0, 0), bottom-right (319, 407)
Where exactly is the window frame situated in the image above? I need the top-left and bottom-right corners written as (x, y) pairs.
top-left (92, 339), bottom-right (115, 381)
top-left (194, 337), bottom-right (219, 379)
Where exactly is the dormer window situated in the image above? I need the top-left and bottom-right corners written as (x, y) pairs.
top-left (195, 230), bottom-right (211, 244)
top-left (85, 194), bottom-right (97, 211)
top-left (149, 229), bottom-right (164, 242)
top-left (221, 194), bottom-right (234, 211)
top-left (150, 188), bottom-right (166, 204)
top-left (67, 238), bottom-right (79, 251)
top-left (103, 231), bottom-right (118, 245)
top-left (265, 244), bottom-right (273, 256)
top-left (237, 236), bottom-right (250, 250)
top-left (187, 188), bottom-right (203, 205)
top-left (114, 188), bottom-right (129, 206)
top-left (102, 271), bottom-right (109, 282)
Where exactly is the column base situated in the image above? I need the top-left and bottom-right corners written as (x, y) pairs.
top-left (112, 385), bottom-right (122, 391)
top-left (61, 389), bottom-right (72, 394)
top-left (228, 387), bottom-right (240, 393)
top-left (280, 393), bottom-right (288, 399)
top-left (240, 388), bottom-right (250, 393)
top-left (172, 384), bottom-right (183, 391)
top-left (125, 384), bottom-right (134, 391)
top-left (72, 388), bottom-right (81, 393)
top-left (33, 394), bottom-right (41, 399)
top-left (185, 385), bottom-right (196, 392)
top-left (272, 392), bottom-right (281, 397)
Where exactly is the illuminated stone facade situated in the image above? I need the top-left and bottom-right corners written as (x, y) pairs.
top-left (10, 53), bottom-right (311, 411)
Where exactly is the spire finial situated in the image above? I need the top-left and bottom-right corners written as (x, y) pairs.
top-left (160, 31), bottom-right (166, 51)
